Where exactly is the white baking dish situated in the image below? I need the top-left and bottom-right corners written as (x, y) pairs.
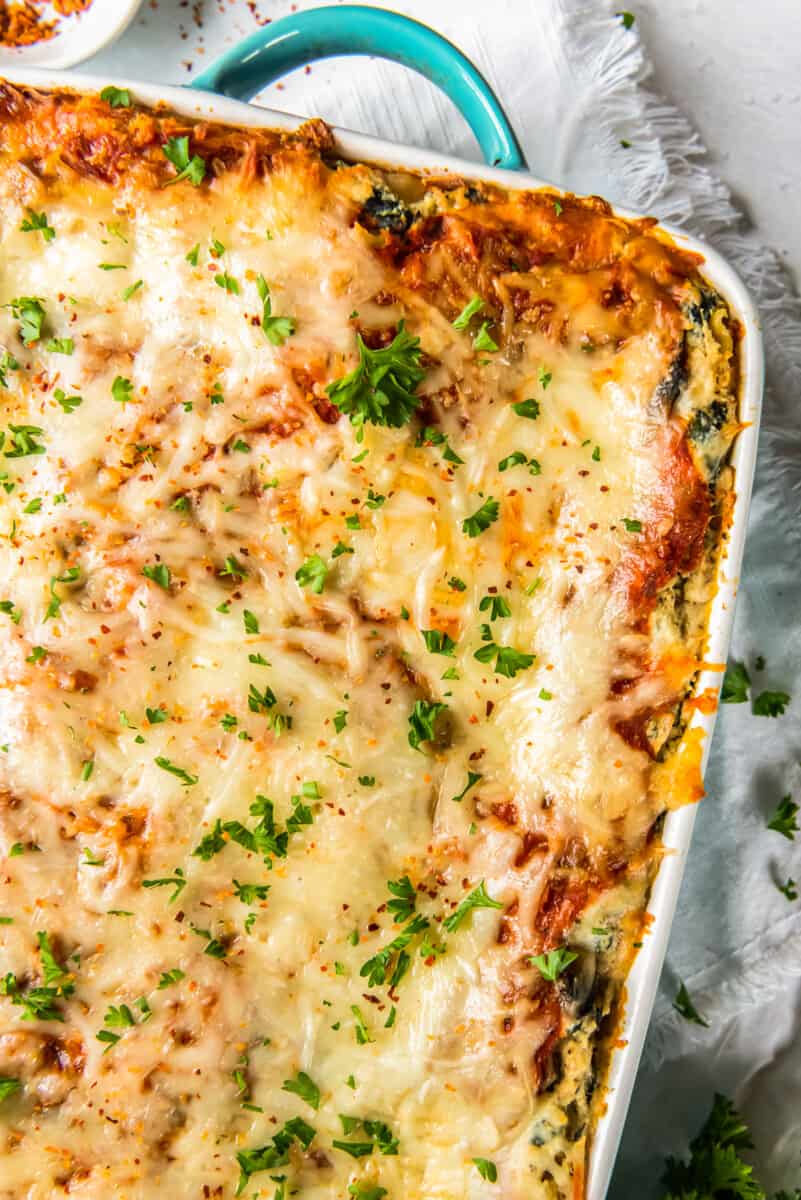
top-left (0, 41), bottom-right (763, 1198)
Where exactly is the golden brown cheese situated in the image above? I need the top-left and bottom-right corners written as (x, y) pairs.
top-left (0, 86), bottom-right (738, 1200)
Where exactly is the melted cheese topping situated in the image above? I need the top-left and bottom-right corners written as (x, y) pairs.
top-left (0, 93), bottom-right (737, 1200)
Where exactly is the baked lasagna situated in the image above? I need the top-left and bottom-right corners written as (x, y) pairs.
top-left (0, 85), bottom-right (739, 1199)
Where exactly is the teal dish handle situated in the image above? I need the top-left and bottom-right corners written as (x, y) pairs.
top-left (191, 5), bottom-right (525, 171)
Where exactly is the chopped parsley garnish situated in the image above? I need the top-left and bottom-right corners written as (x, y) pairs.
top-left (415, 425), bottom-right (464, 466)
top-left (142, 562), bottom-right (170, 590)
top-left (21, 210), bottom-right (55, 242)
top-left (23, 498), bottom-right (41, 513)
top-left (235, 1118), bottom-right (316, 1196)
top-left (146, 706), bottom-right (167, 724)
top-left (474, 641), bottom-right (535, 677)
top-left (122, 280), bottom-right (143, 301)
top-left (281, 1070), bottom-right (320, 1110)
top-left (243, 609), bottom-right (259, 634)
top-left (673, 980), bottom-right (709, 1027)
top-left (450, 770), bottom-right (482, 803)
top-left (256, 275), bottom-right (296, 344)
top-left (592, 444), bottom-right (601, 461)
top-left (193, 820), bottom-right (226, 861)
top-left (721, 660), bottom-right (750, 703)
top-left (332, 540), bottom-right (353, 558)
top-left (296, 553), bottom-right (328, 594)
top-left (462, 497), bottom-right (499, 538)
top-left (100, 86), bottom-right (131, 108)
top-left (511, 397), bottom-right (540, 420)
top-left (452, 295), bottom-right (484, 330)
top-left (767, 795), bottom-right (798, 840)
top-left (386, 875), bottom-right (417, 923)
top-left (233, 880), bottom-right (270, 904)
top-left (617, 10), bottom-right (635, 28)
top-left (215, 272), bottom-right (239, 294)
top-left (473, 321), bottom-right (499, 352)
top-left (351, 1004), bottom-right (374, 1044)
top-left (348, 1186), bottom-right (387, 1200)
top-left (529, 946), bottom-right (578, 981)
top-left (448, 575), bottom-right (467, 592)
top-left (162, 135), bottom-right (207, 187)
top-left (0, 351), bottom-right (19, 387)
top-left (498, 450), bottom-right (527, 471)
top-left (407, 699), bottom-right (447, 752)
top-left (538, 365), bottom-right (552, 388)
top-left (157, 968), bottom-right (185, 989)
top-left (154, 757), bottom-right (197, 787)
top-left (0, 1078), bottom-right (21, 1102)
top-left (622, 517), bottom-right (642, 533)
top-left (358, 775), bottom-right (375, 787)
top-left (539, 688), bottom-right (553, 700)
top-left (98, 263), bottom-right (126, 271)
top-left (54, 388), bottom-right (82, 413)
top-left (219, 554), bottom-right (247, 580)
top-left (776, 878), bottom-right (798, 902)
top-left (345, 514), bottom-right (361, 530)
top-left (0, 600), bottom-right (21, 624)
top-left (479, 594), bottom-right (511, 620)
top-left (44, 567), bottom-right (80, 621)
top-left (473, 1158), bottom-right (498, 1182)
top-left (421, 629), bottom-right (457, 656)
top-left (327, 320), bottom-right (425, 430)
top-left (26, 646), bottom-right (46, 664)
top-left (365, 488), bottom-right (386, 510)
top-left (752, 690), bottom-right (790, 717)
top-left (443, 881), bottom-right (503, 932)
top-left (105, 1003), bottom-right (135, 1028)
top-left (3, 423), bottom-right (45, 457)
top-left (111, 375), bottom-right (133, 406)
top-left (186, 243), bottom-right (200, 266)
top-left (7, 297), bottom-right (45, 346)
top-left (333, 709), bottom-right (348, 733)
top-left (333, 1139), bottom-right (374, 1159)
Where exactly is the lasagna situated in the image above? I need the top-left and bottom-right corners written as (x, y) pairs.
top-left (0, 85), bottom-right (739, 1199)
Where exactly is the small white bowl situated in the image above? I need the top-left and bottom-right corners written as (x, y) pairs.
top-left (0, 0), bottom-right (142, 70)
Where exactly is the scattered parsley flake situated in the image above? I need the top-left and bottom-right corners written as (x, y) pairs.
top-left (162, 135), bottom-right (207, 187)
top-left (100, 86), bottom-right (131, 108)
top-left (296, 553), bottom-right (328, 595)
top-left (529, 946), bottom-right (578, 981)
top-left (673, 980), bottom-right (709, 1026)
top-left (452, 295), bottom-right (484, 330)
top-left (111, 376), bottom-right (133, 406)
top-left (142, 562), bottom-right (170, 590)
top-left (752, 690), bottom-right (790, 717)
top-left (443, 881), bottom-right (503, 932)
top-left (281, 1071), bottom-right (320, 1110)
top-left (450, 771), bottom-right (482, 803)
top-left (473, 1158), bottom-right (498, 1182)
top-left (408, 699), bottom-right (447, 752)
top-left (421, 629), bottom-right (457, 656)
top-left (255, 275), bottom-right (296, 344)
top-left (21, 210), bottom-right (55, 242)
top-left (512, 398), bottom-right (540, 420)
top-left (767, 795), bottom-right (798, 841)
top-left (154, 757), bottom-right (197, 787)
top-left (462, 497), bottom-right (499, 538)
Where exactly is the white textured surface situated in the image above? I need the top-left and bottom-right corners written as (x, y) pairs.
top-left (65, 0), bottom-right (801, 1192)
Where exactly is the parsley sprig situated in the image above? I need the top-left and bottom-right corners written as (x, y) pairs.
top-left (256, 275), bottom-right (295, 345)
top-left (162, 135), bottom-right (207, 187)
top-left (327, 321), bottom-right (425, 430)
